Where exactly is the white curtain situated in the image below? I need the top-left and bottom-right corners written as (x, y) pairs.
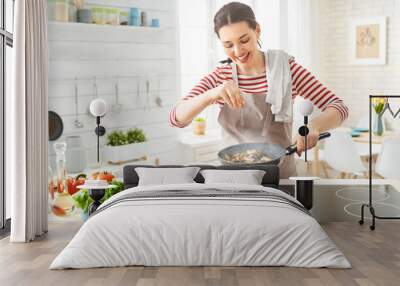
top-left (9, 0), bottom-right (49, 242)
top-left (287, 0), bottom-right (319, 72)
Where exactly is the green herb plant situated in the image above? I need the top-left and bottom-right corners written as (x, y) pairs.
top-left (194, 117), bottom-right (205, 122)
top-left (107, 128), bottom-right (147, 146)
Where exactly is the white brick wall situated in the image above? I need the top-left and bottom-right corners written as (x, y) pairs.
top-left (48, 0), bottom-right (184, 170)
top-left (318, 0), bottom-right (400, 127)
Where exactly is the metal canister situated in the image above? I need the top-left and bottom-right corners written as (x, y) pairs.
top-left (140, 11), bottom-right (147, 26)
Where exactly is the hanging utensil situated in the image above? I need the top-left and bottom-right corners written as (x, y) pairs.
top-left (136, 80), bottom-right (142, 108)
top-left (74, 77), bottom-right (84, 128)
top-left (49, 111), bottom-right (64, 141)
top-left (145, 77), bottom-right (150, 110)
top-left (154, 75), bottom-right (162, 107)
top-left (88, 76), bottom-right (98, 116)
top-left (112, 76), bottom-right (122, 113)
top-left (218, 132), bottom-right (331, 166)
top-left (93, 76), bottom-right (98, 98)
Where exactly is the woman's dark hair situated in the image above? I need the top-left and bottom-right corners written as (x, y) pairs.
top-left (214, 2), bottom-right (257, 37)
top-left (214, 2), bottom-right (259, 64)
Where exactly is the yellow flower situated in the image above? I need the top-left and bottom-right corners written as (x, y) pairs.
top-left (372, 97), bottom-right (387, 114)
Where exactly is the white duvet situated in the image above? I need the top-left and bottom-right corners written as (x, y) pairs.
top-left (50, 183), bottom-right (351, 269)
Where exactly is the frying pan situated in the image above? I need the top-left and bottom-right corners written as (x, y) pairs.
top-left (49, 111), bottom-right (64, 141)
top-left (218, 132), bottom-right (331, 165)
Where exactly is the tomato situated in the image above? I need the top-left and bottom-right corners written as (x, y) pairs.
top-left (57, 179), bottom-right (64, 193)
top-left (52, 205), bottom-right (66, 216)
top-left (48, 181), bottom-right (56, 199)
top-left (91, 171), bottom-right (114, 183)
top-left (91, 172), bottom-right (99, 179)
top-left (66, 176), bottom-right (86, 196)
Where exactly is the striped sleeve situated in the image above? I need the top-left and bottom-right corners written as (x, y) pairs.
top-left (289, 59), bottom-right (349, 122)
top-left (169, 66), bottom-right (228, 128)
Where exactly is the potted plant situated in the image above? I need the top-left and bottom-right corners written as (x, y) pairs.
top-left (74, 0), bottom-right (92, 23)
top-left (193, 117), bottom-right (206, 135)
top-left (372, 97), bottom-right (387, 136)
top-left (104, 128), bottom-right (148, 164)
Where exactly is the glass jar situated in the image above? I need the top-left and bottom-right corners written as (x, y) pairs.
top-left (51, 142), bottom-right (75, 217)
top-left (47, 0), bottom-right (69, 22)
top-left (104, 8), bottom-right (118, 25)
top-left (119, 10), bottom-right (128, 25)
top-left (91, 6), bottom-right (105, 24)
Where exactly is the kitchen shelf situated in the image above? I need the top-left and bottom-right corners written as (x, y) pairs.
top-left (48, 21), bottom-right (166, 31)
top-left (48, 21), bottom-right (172, 43)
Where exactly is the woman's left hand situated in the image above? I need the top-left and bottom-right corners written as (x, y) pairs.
top-left (295, 129), bottom-right (320, 156)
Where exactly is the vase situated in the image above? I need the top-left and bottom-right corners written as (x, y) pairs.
top-left (373, 114), bottom-right (384, 136)
top-left (80, 211), bottom-right (89, 222)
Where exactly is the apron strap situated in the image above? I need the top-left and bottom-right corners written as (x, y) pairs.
top-left (230, 62), bottom-right (245, 126)
top-left (230, 62), bottom-right (239, 84)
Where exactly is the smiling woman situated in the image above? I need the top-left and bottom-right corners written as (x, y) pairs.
top-left (169, 1), bottom-right (349, 178)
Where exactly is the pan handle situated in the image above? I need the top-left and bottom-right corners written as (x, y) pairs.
top-left (286, 132), bottom-right (331, 155)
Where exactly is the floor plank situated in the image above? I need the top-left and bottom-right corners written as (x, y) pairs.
top-left (0, 221), bottom-right (399, 286)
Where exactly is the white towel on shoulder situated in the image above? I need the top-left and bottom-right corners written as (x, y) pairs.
top-left (265, 50), bottom-right (294, 122)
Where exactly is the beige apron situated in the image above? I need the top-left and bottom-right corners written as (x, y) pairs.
top-left (217, 61), bottom-right (297, 179)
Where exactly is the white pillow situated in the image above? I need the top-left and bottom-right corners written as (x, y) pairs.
top-left (200, 169), bottom-right (266, 185)
top-left (135, 167), bottom-right (200, 186)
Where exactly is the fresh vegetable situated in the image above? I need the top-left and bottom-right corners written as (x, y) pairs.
top-left (52, 205), bottom-right (66, 216)
top-left (73, 189), bottom-right (92, 215)
top-left (57, 179), bottom-right (65, 193)
top-left (48, 180), bottom-right (57, 199)
top-left (66, 175), bottom-right (86, 196)
top-left (102, 180), bottom-right (124, 201)
top-left (75, 173), bottom-right (87, 180)
top-left (73, 179), bottom-right (125, 215)
top-left (91, 171), bottom-right (115, 183)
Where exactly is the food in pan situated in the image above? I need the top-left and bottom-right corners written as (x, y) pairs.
top-left (223, 149), bottom-right (271, 163)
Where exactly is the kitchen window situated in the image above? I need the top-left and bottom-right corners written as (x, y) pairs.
top-left (0, 0), bottom-right (14, 235)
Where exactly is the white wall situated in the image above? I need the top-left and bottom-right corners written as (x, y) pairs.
top-left (48, 0), bottom-right (184, 170)
top-left (177, 0), bottom-right (221, 130)
top-left (254, 0), bottom-right (281, 50)
top-left (318, 0), bottom-right (400, 127)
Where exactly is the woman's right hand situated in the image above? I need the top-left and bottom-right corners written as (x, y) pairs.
top-left (210, 80), bottom-right (245, 109)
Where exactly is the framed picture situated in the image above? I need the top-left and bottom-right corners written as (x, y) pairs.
top-left (350, 17), bottom-right (387, 65)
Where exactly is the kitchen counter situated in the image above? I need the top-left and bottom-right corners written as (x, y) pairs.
top-left (178, 129), bottom-right (222, 146)
top-left (178, 130), bottom-right (223, 164)
top-left (280, 178), bottom-right (400, 191)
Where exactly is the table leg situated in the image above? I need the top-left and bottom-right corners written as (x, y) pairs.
top-left (312, 143), bottom-right (320, 176)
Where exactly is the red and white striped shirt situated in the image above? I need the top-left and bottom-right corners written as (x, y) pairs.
top-left (169, 59), bottom-right (348, 127)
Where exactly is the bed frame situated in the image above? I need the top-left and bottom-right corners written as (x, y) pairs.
top-left (123, 164), bottom-right (281, 189)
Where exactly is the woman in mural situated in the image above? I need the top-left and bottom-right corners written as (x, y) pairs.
top-left (169, 2), bottom-right (348, 178)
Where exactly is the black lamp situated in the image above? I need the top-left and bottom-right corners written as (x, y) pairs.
top-left (298, 100), bottom-right (314, 162)
top-left (89, 98), bottom-right (107, 164)
top-left (289, 100), bottom-right (319, 210)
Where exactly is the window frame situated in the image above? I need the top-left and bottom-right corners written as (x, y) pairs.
top-left (0, 0), bottom-right (13, 234)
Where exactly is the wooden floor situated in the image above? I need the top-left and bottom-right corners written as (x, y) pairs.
top-left (0, 221), bottom-right (399, 286)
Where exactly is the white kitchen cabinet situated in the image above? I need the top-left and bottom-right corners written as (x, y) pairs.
top-left (179, 129), bottom-right (222, 164)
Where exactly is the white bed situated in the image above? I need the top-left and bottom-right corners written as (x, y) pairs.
top-left (50, 183), bottom-right (351, 269)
